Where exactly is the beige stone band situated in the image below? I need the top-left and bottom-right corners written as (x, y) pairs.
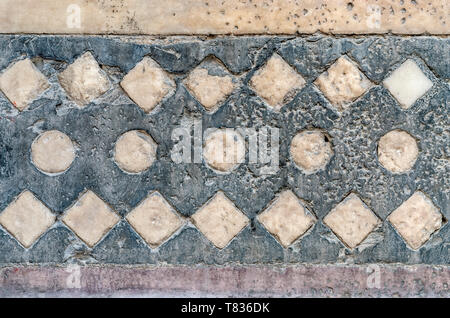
top-left (1, 0), bottom-right (448, 35)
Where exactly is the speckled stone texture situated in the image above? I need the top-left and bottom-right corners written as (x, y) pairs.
top-left (0, 35), bottom-right (448, 267)
top-left (0, 0), bottom-right (448, 35)
top-left (0, 264), bottom-right (448, 297)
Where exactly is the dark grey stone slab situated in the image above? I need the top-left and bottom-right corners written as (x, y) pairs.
top-left (0, 35), bottom-right (448, 265)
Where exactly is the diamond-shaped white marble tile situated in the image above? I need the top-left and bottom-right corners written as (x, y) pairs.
top-left (191, 191), bottom-right (249, 249)
top-left (121, 56), bottom-right (175, 113)
top-left (58, 52), bottom-right (111, 106)
top-left (315, 56), bottom-right (371, 110)
top-left (383, 59), bottom-right (433, 109)
top-left (62, 190), bottom-right (119, 247)
top-left (185, 58), bottom-right (235, 112)
top-left (0, 59), bottom-right (50, 111)
top-left (323, 193), bottom-right (380, 249)
top-left (249, 53), bottom-right (306, 111)
top-left (0, 191), bottom-right (55, 248)
top-left (388, 191), bottom-right (443, 250)
top-left (258, 190), bottom-right (316, 247)
top-left (126, 192), bottom-right (183, 248)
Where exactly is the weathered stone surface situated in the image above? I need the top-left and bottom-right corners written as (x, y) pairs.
top-left (126, 192), bottom-right (183, 248)
top-left (0, 191), bottom-right (55, 248)
top-left (378, 129), bottom-right (419, 174)
top-left (0, 59), bottom-right (49, 111)
top-left (120, 56), bottom-right (174, 113)
top-left (31, 130), bottom-right (76, 175)
top-left (0, 35), bottom-right (448, 266)
top-left (58, 52), bottom-right (110, 106)
top-left (62, 191), bottom-right (120, 247)
top-left (324, 194), bottom-right (380, 249)
top-left (250, 53), bottom-right (305, 110)
top-left (383, 59), bottom-right (433, 109)
top-left (191, 192), bottom-right (249, 249)
top-left (258, 190), bottom-right (315, 248)
top-left (203, 129), bottom-right (245, 173)
top-left (290, 130), bottom-right (333, 174)
top-left (389, 191), bottom-right (443, 250)
top-left (315, 56), bottom-right (371, 110)
top-left (114, 130), bottom-right (157, 174)
top-left (0, 1), bottom-right (448, 35)
top-left (1, 264), bottom-right (448, 297)
top-left (0, 0), bottom-right (449, 299)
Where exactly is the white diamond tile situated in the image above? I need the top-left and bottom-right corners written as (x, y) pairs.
top-left (383, 59), bottom-right (433, 109)
top-left (0, 191), bottom-right (55, 248)
top-left (191, 191), bottom-right (249, 249)
top-left (258, 190), bottom-right (316, 247)
top-left (126, 192), bottom-right (183, 248)
top-left (323, 193), bottom-right (380, 249)
top-left (62, 190), bottom-right (119, 247)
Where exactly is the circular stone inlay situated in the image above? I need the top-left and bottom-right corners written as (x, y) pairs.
top-left (31, 130), bottom-right (76, 174)
top-left (290, 130), bottom-right (333, 173)
top-left (378, 129), bottom-right (419, 173)
top-left (114, 130), bottom-right (157, 173)
top-left (203, 129), bottom-right (245, 173)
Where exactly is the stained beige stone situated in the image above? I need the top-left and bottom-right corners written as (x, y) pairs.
top-left (0, 1), bottom-right (447, 35)
top-left (114, 130), bottom-right (157, 174)
top-left (383, 59), bottom-right (433, 109)
top-left (120, 56), bottom-right (174, 113)
top-left (126, 192), bottom-right (183, 248)
top-left (323, 193), bottom-right (380, 249)
top-left (203, 129), bottom-right (245, 173)
top-left (31, 130), bottom-right (75, 174)
top-left (191, 191), bottom-right (249, 249)
top-left (0, 191), bottom-right (55, 248)
top-left (250, 54), bottom-right (305, 110)
top-left (290, 130), bottom-right (333, 174)
top-left (388, 191), bottom-right (443, 250)
top-left (315, 56), bottom-right (371, 110)
top-left (378, 130), bottom-right (419, 173)
top-left (58, 52), bottom-right (110, 106)
top-left (185, 68), bottom-right (234, 111)
top-left (258, 190), bottom-right (315, 248)
top-left (62, 190), bottom-right (120, 247)
top-left (0, 59), bottom-right (49, 111)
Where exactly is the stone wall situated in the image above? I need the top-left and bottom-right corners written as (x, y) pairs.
top-left (0, 0), bottom-right (448, 297)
